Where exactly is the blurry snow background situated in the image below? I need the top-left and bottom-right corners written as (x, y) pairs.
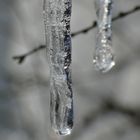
top-left (0, 0), bottom-right (140, 140)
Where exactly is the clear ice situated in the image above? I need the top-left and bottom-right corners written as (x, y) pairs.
top-left (43, 0), bottom-right (73, 135)
top-left (93, 0), bottom-right (115, 73)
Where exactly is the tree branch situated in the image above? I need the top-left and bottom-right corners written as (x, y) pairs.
top-left (13, 45), bottom-right (46, 64)
top-left (13, 5), bottom-right (140, 64)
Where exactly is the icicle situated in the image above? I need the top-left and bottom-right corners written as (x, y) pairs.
top-left (43, 0), bottom-right (73, 135)
top-left (93, 0), bottom-right (115, 73)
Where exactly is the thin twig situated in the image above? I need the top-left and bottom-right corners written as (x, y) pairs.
top-left (13, 6), bottom-right (140, 64)
top-left (13, 45), bottom-right (45, 64)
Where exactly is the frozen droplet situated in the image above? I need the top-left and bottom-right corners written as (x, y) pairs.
top-left (54, 127), bottom-right (72, 135)
top-left (93, 47), bottom-right (115, 73)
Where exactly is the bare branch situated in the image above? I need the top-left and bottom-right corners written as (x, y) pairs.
top-left (13, 45), bottom-right (45, 64)
top-left (13, 6), bottom-right (140, 64)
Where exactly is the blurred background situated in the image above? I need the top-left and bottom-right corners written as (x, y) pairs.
top-left (0, 0), bottom-right (140, 140)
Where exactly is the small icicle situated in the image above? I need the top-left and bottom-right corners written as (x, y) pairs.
top-left (43, 0), bottom-right (73, 135)
top-left (93, 0), bottom-right (115, 73)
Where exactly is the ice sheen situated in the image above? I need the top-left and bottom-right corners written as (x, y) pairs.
top-left (43, 0), bottom-right (73, 135)
top-left (93, 0), bottom-right (115, 73)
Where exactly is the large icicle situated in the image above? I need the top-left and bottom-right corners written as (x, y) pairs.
top-left (43, 0), bottom-right (73, 135)
top-left (93, 0), bottom-right (115, 73)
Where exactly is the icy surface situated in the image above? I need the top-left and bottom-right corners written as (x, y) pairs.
top-left (1, 0), bottom-right (140, 140)
top-left (93, 0), bottom-right (115, 73)
top-left (43, 0), bottom-right (73, 135)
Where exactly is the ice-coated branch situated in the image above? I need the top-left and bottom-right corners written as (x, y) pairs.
top-left (13, 5), bottom-right (140, 64)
